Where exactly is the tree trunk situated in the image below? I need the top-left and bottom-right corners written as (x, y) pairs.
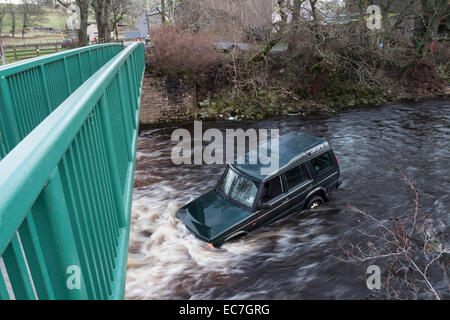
top-left (161, 0), bottom-right (166, 24)
top-left (10, 6), bottom-right (15, 38)
top-left (292, 0), bottom-right (304, 24)
top-left (22, 18), bottom-right (26, 39)
top-left (77, 0), bottom-right (89, 46)
top-left (309, 0), bottom-right (318, 22)
top-left (0, 7), bottom-right (5, 35)
top-left (93, 0), bottom-right (112, 42)
top-left (250, 0), bottom-right (289, 64)
top-left (0, 35), bottom-right (6, 65)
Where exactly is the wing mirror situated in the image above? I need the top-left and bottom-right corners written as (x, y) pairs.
top-left (258, 202), bottom-right (271, 210)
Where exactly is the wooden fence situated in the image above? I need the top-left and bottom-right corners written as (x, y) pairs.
top-left (3, 42), bottom-right (68, 63)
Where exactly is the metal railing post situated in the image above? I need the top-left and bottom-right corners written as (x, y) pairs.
top-left (116, 69), bottom-right (133, 160)
top-left (39, 64), bottom-right (53, 113)
top-left (0, 77), bottom-right (21, 152)
top-left (99, 94), bottom-right (127, 228)
top-left (36, 167), bottom-right (87, 299)
top-left (63, 57), bottom-right (72, 94)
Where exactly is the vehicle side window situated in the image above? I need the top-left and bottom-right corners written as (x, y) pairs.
top-left (311, 152), bottom-right (333, 175)
top-left (261, 176), bottom-right (283, 203)
top-left (284, 165), bottom-right (306, 190)
top-left (301, 164), bottom-right (311, 180)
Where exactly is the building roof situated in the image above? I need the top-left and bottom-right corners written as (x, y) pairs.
top-left (230, 132), bottom-right (329, 182)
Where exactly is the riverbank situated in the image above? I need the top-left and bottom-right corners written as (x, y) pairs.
top-left (193, 67), bottom-right (449, 121)
top-left (145, 25), bottom-right (449, 127)
top-left (139, 83), bottom-right (450, 131)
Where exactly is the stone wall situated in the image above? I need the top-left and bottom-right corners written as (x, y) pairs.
top-left (139, 72), bottom-right (197, 125)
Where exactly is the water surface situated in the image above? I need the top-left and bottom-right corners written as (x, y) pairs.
top-left (125, 99), bottom-right (449, 299)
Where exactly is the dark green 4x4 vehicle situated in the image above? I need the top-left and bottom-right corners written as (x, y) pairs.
top-left (176, 132), bottom-right (342, 247)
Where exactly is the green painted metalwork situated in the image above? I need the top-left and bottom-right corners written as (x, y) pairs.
top-left (0, 43), bottom-right (123, 158)
top-left (0, 42), bottom-right (145, 300)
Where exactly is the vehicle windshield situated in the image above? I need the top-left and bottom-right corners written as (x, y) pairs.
top-left (218, 168), bottom-right (259, 208)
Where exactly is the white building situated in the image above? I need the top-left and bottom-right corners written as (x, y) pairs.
top-left (87, 24), bottom-right (98, 41)
top-left (86, 23), bottom-right (115, 42)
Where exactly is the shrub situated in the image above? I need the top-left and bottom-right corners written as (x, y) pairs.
top-left (149, 26), bottom-right (220, 77)
top-left (401, 57), bottom-right (446, 97)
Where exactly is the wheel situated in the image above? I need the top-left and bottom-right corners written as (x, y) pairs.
top-left (306, 196), bottom-right (324, 210)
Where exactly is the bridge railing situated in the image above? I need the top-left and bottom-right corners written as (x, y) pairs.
top-left (0, 43), bottom-right (123, 159)
top-left (0, 42), bottom-right (145, 299)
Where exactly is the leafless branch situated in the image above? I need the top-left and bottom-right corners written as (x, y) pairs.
top-left (341, 169), bottom-right (449, 300)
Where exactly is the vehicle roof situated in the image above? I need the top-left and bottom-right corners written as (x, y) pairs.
top-left (230, 132), bottom-right (330, 182)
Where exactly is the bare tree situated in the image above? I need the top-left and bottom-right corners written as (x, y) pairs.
top-left (0, 3), bottom-right (7, 65)
top-left (0, 3), bottom-right (7, 34)
top-left (9, 0), bottom-right (16, 38)
top-left (20, 0), bottom-right (45, 39)
top-left (343, 0), bottom-right (449, 68)
top-left (341, 169), bottom-right (449, 300)
top-left (154, 0), bottom-right (447, 109)
top-left (110, 0), bottom-right (131, 41)
top-left (250, 0), bottom-right (290, 63)
top-left (409, 0), bottom-right (449, 66)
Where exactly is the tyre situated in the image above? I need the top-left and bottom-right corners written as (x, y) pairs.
top-left (305, 196), bottom-right (324, 210)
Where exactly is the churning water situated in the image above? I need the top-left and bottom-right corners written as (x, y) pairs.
top-left (125, 100), bottom-right (449, 300)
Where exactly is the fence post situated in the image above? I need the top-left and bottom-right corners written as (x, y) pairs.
top-left (13, 46), bottom-right (17, 61)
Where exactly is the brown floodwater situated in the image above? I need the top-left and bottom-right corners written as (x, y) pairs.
top-left (125, 99), bottom-right (449, 300)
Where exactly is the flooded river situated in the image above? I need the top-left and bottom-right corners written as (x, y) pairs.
top-left (125, 99), bottom-right (449, 300)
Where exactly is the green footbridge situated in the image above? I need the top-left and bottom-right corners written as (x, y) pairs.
top-left (0, 42), bottom-right (145, 299)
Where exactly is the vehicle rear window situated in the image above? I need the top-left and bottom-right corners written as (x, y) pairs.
top-left (311, 152), bottom-right (333, 174)
top-left (284, 166), bottom-right (306, 190)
